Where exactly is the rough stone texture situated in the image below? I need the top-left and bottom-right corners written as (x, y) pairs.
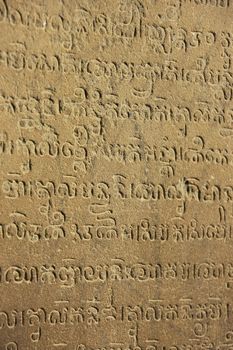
top-left (0, 0), bottom-right (232, 348)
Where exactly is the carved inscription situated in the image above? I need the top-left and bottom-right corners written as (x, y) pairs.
top-left (0, 0), bottom-right (233, 349)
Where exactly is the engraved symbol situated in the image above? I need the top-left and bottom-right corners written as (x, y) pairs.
top-left (75, 345), bottom-right (86, 350)
top-left (128, 323), bottom-right (140, 348)
top-left (193, 322), bottom-right (208, 338)
top-left (219, 205), bottom-right (226, 223)
top-left (178, 124), bottom-right (187, 137)
top-left (146, 339), bottom-right (159, 350)
top-left (5, 343), bottom-right (18, 350)
top-left (31, 327), bottom-right (41, 343)
top-left (219, 128), bottom-right (233, 137)
top-left (160, 164), bottom-right (175, 178)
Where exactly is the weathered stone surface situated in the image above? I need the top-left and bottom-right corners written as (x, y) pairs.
top-left (0, 0), bottom-right (232, 348)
